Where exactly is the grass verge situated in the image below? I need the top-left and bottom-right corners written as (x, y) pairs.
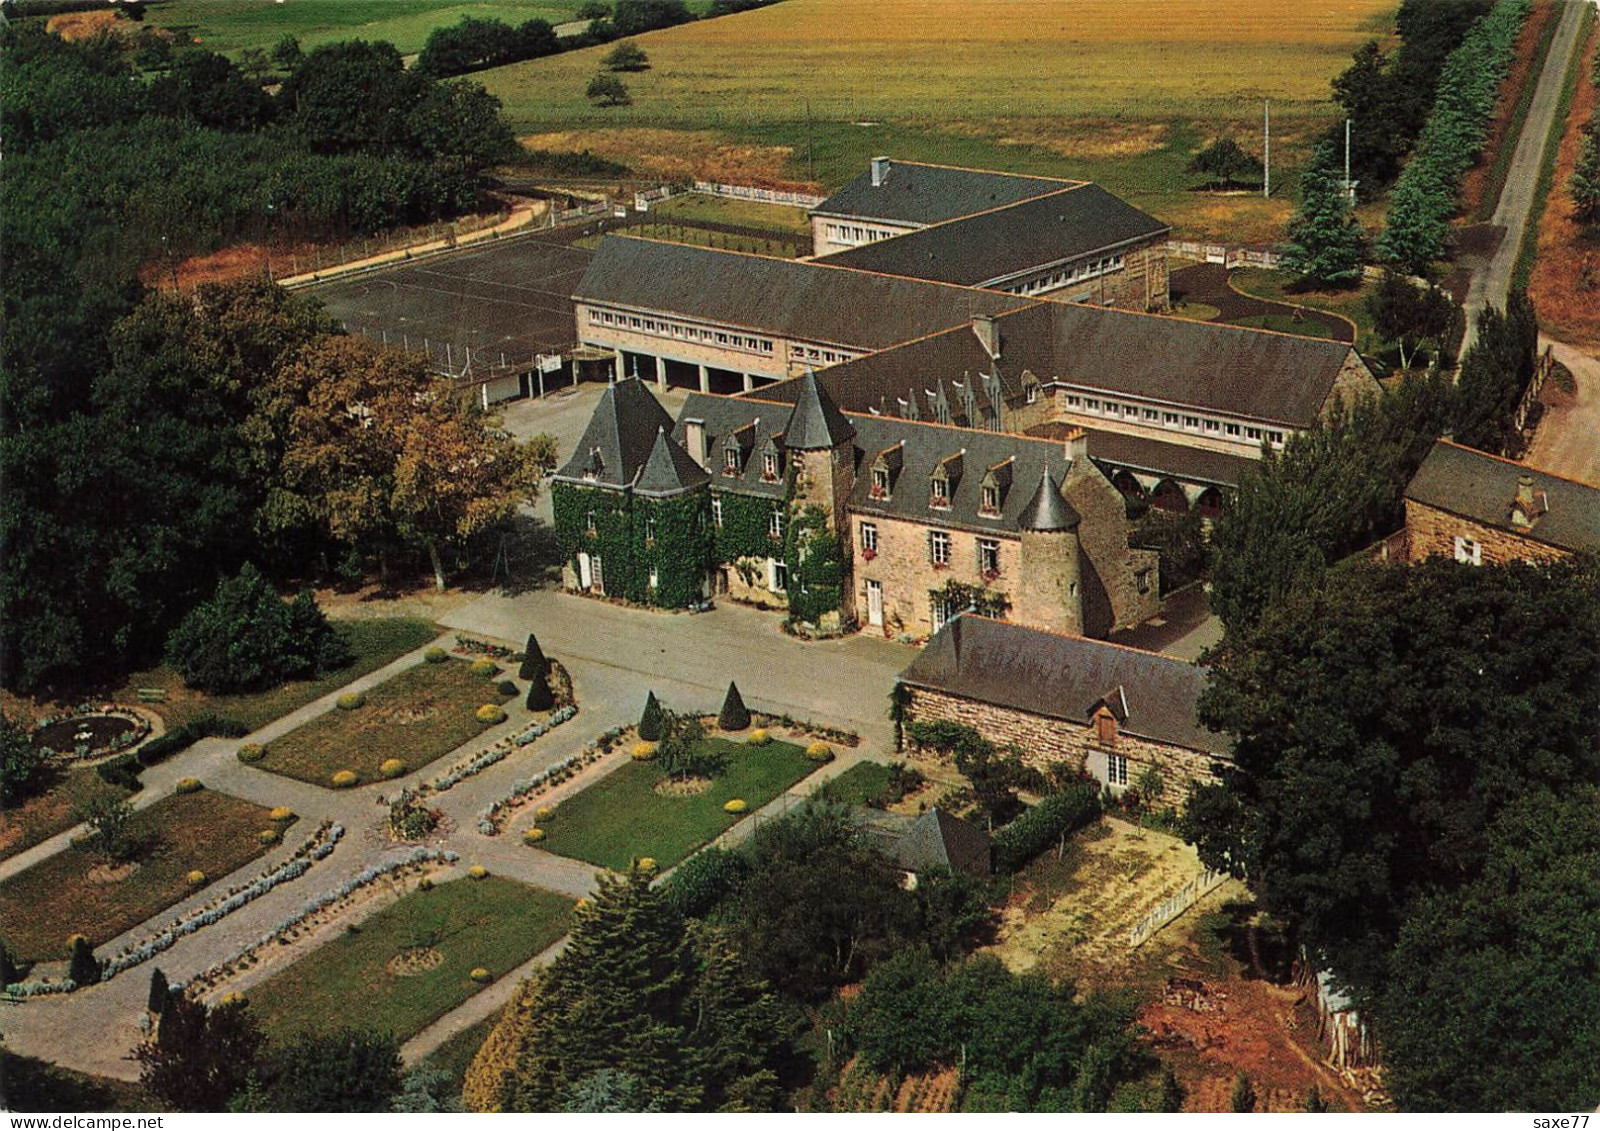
top-left (815, 761), bottom-right (891, 808)
top-left (0, 789), bottom-right (284, 962)
top-left (245, 876), bottom-right (573, 1043)
top-left (1513, 4), bottom-right (1593, 293)
top-left (1228, 268), bottom-right (1377, 353)
top-left (257, 657), bottom-right (513, 786)
top-left (647, 192), bottom-right (812, 235)
top-left (540, 737), bottom-right (814, 870)
top-left (0, 766), bottom-right (133, 865)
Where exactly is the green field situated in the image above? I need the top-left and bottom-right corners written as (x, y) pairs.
top-left (539, 737), bottom-right (815, 870)
top-left (574, 222), bottom-right (800, 256)
top-left (245, 875), bottom-right (573, 1042)
top-left (815, 760), bottom-right (891, 808)
top-left (646, 193), bottom-right (811, 235)
top-left (1230, 267), bottom-right (1379, 353)
top-left (256, 657), bottom-right (513, 786)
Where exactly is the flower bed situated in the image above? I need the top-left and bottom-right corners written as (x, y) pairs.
top-left (451, 635), bottom-right (517, 660)
top-left (476, 722), bottom-right (631, 835)
top-left (29, 705), bottom-right (152, 761)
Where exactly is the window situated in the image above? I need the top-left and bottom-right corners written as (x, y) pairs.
top-left (1144, 408), bottom-right (1161, 422)
top-left (977, 538), bottom-right (1000, 574)
top-left (1246, 427), bottom-right (1263, 441)
top-left (860, 521), bottom-right (878, 553)
top-left (723, 447), bottom-right (741, 475)
top-left (711, 496), bottom-right (723, 528)
top-left (1454, 536), bottom-right (1482, 566)
top-left (1204, 419), bottom-right (1221, 433)
top-left (1066, 395), bottom-right (1081, 407)
top-left (1163, 412), bottom-right (1180, 426)
top-left (645, 517), bottom-right (657, 545)
top-left (1085, 398), bottom-right (1100, 412)
top-left (585, 510), bottom-right (596, 535)
top-left (929, 530), bottom-right (951, 566)
top-left (769, 509), bottom-right (785, 539)
top-left (980, 484), bottom-right (1000, 515)
top-left (871, 466), bottom-right (891, 498)
top-left (1183, 415), bottom-right (1200, 430)
top-left (762, 451), bottom-right (779, 480)
top-left (1267, 430), bottom-right (1284, 446)
top-left (1225, 423), bottom-right (1242, 438)
top-left (770, 559), bottom-right (788, 592)
top-left (930, 594), bottom-right (953, 631)
top-left (930, 476), bottom-right (950, 507)
top-left (648, 566), bottom-right (659, 590)
top-left (1106, 752), bottom-right (1129, 788)
top-left (1025, 384), bottom-right (1039, 405)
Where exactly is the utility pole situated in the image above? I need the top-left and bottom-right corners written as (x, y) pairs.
top-left (1343, 117), bottom-right (1358, 205)
top-left (1263, 99), bottom-right (1271, 199)
top-left (805, 98), bottom-right (815, 185)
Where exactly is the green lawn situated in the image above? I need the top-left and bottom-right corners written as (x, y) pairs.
top-left (415, 1008), bottom-right (502, 1093)
top-left (647, 193), bottom-right (812, 236)
top-left (115, 617), bottom-right (440, 735)
top-left (574, 222), bottom-right (801, 256)
top-left (0, 766), bottom-right (133, 865)
top-left (540, 737), bottom-right (815, 870)
top-left (0, 788), bottom-right (286, 962)
top-left (816, 761), bottom-right (892, 808)
top-left (1229, 267), bottom-right (1379, 354)
top-left (256, 657), bottom-right (513, 786)
top-left (246, 876), bottom-right (573, 1043)
top-left (1226, 311), bottom-right (1340, 339)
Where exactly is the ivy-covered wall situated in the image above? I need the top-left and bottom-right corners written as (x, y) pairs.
top-left (552, 483), bottom-right (712, 608)
top-left (712, 490), bottom-right (785, 565)
top-left (785, 504), bottom-right (847, 627)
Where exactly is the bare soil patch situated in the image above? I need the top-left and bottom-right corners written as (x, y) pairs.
top-left (520, 129), bottom-right (802, 188)
top-left (653, 776), bottom-right (712, 797)
top-left (85, 861), bottom-right (140, 886)
top-left (387, 946), bottom-right (446, 977)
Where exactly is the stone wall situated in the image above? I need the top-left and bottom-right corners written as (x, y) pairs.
top-left (904, 686), bottom-right (1226, 809)
top-left (1318, 350), bottom-right (1384, 419)
top-left (1064, 466), bottom-right (1162, 633)
top-left (852, 514), bottom-right (1020, 637)
top-left (1404, 500), bottom-right (1570, 567)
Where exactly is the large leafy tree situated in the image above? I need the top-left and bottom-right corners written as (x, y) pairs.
top-left (0, 710), bottom-right (44, 807)
top-left (1365, 270), bottom-right (1456, 370)
top-left (1185, 557), bottom-right (1600, 996)
top-left (252, 1028), bottom-right (404, 1113)
top-left (1377, 787), bottom-right (1600, 1112)
top-left (136, 994), bottom-right (265, 1112)
top-left (1187, 138), bottom-right (1262, 190)
top-left (1453, 291), bottom-right (1539, 456)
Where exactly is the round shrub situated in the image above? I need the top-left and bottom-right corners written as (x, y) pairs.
top-left (467, 864), bottom-right (489, 880)
top-left (476, 704), bottom-right (508, 725)
top-left (237, 743), bottom-right (265, 763)
top-left (424, 647), bottom-right (449, 664)
top-left (469, 967), bottom-right (493, 983)
top-left (257, 828), bottom-right (281, 847)
top-left (380, 758), bottom-right (407, 779)
top-left (269, 806), bottom-right (295, 822)
top-left (330, 769), bottom-right (359, 788)
top-left (806, 741), bottom-right (834, 762)
top-left (637, 857), bottom-right (659, 873)
top-left (186, 870), bottom-right (206, 886)
top-left (534, 805), bottom-right (556, 822)
top-left (723, 799), bottom-right (748, 814)
top-left (220, 991), bottom-right (246, 1007)
top-left (523, 827), bottom-right (547, 845)
top-left (174, 777), bottom-right (204, 794)
top-left (470, 659), bottom-right (499, 677)
top-left (336, 691), bottom-right (366, 711)
top-left (632, 741), bottom-right (658, 760)
top-left (496, 679), bottom-right (518, 697)
top-left (747, 728), bottom-right (771, 747)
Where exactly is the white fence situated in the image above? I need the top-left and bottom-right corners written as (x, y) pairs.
top-left (550, 199), bottom-right (614, 226)
top-left (1167, 239), bottom-right (1284, 270)
top-left (692, 180), bottom-right (827, 209)
top-left (1127, 866), bottom-right (1229, 949)
top-left (634, 185), bottom-right (679, 211)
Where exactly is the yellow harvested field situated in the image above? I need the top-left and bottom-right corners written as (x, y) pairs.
top-left (485, 0), bottom-right (1400, 128)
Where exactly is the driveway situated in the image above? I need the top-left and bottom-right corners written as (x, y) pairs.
top-left (1525, 336), bottom-right (1600, 486)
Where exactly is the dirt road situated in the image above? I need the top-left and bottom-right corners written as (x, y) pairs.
top-left (1524, 336), bottom-right (1600, 485)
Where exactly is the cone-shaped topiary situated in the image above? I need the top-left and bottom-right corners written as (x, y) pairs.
top-left (519, 633), bottom-right (548, 681)
top-left (147, 966), bottom-right (168, 1014)
top-left (638, 691), bottom-right (665, 742)
top-left (68, 935), bottom-right (102, 987)
top-left (0, 938), bottom-right (20, 987)
top-left (525, 673), bottom-right (554, 712)
top-left (719, 681), bottom-right (751, 731)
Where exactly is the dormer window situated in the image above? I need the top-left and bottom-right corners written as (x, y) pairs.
top-left (981, 484), bottom-right (1000, 514)
top-left (930, 475), bottom-right (950, 508)
top-left (871, 466), bottom-right (890, 499)
top-left (723, 446), bottom-right (741, 475)
top-left (582, 446), bottom-right (604, 482)
top-left (762, 451), bottom-right (779, 481)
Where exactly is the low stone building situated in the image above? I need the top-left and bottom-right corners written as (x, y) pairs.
top-left (1402, 439), bottom-right (1600, 565)
top-left (896, 614), bottom-right (1230, 807)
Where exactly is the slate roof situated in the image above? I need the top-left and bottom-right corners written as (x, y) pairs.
top-left (765, 301), bottom-right (1361, 430)
top-left (785, 371), bottom-right (856, 450)
top-left (817, 184), bottom-right (1170, 287)
top-left (1404, 440), bottom-right (1600, 554)
top-left (896, 808), bottom-right (992, 878)
top-left (1027, 423), bottom-right (1253, 489)
top-left (552, 377), bottom-right (676, 489)
top-left (812, 159), bottom-right (1077, 226)
top-left (572, 236), bottom-right (1030, 351)
top-left (900, 614), bottom-right (1229, 756)
top-left (635, 426), bottom-right (712, 497)
top-left (1019, 467), bottom-right (1081, 531)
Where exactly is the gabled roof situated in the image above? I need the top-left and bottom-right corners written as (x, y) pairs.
top-left (572, 236), bottom-right (1030, 351)
top-left (812, 159), bottom-right (1077, 226)
top-left (635, 426), bottom-right (711, 497)
top-left (1027, 423), bottom-right (1252, 490)
top-left (1018, 467), bottom-right (1081, 531)
top-left (818, 184), bottom-right (1170, 287)
top-left (1404, 440), bottom-right (1600, 554)
top-left (672, 398), bottom-right (791, 501)
top-left (900, 614), bottom-right (1229, 756)
top-left (895, 808), bottom-right (991, 878)
top-left (765, 300), bottom-right (1362, 429)
top-left (552, 377), bottom-right (675, 489)
top-left (784, 372), bottom-right (855, 450)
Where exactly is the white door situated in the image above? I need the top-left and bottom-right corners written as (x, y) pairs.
top-left (866, 580), bottom-right (884, 628)
top-left (576, 552), bottom-right (592, 590)
top-left (591, 555), bottom-right (605, 595)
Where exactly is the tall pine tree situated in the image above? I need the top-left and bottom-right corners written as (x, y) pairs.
top-left (1280, 146), bottom-right (1366, 288)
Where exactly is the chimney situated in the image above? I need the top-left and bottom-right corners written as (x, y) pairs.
top-left (870, 156), bottom-right (890, 187)
top-left (1063, 427), bottom-right (1088, 471)
top-left (972, 313), bottom-right (1000, 360)
top-left (1510, 473), bottom-right (1542, 528)
top-left (683, 418), bottom-right (708, 469)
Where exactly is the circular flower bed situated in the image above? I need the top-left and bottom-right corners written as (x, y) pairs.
top-left (388, 946), bottom-right (445, 977)
top-left (30, 707), bottom-right (151, 760)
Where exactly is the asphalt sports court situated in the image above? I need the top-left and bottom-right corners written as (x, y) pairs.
top-left (308, 234), bottom-right (594, 373)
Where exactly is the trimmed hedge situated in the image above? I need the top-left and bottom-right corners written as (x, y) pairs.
top-left (991, 781), bottom-right (1103, 874)
top-left (138, 713), bottom-right (250, 765)
top-left (662, 846), bottom-right (750, 919)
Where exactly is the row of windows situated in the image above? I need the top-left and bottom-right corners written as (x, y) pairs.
top-left (858, 521), bottom-right (1001, 574)
top-left (870, 468), bottom-right (1006, 516)
top-left (587, 308), bottom-right (774, 355)
top-left (710, 496), bottom-right (785, 538)
top-left (1005, 254), bottom-right (1125, 296)
top-left (822, 222), bottom-right (896, 246)
top-left (1062, 392), bottom-right (1285, 447)
top-left (791, 343), bottom-right (855, 366)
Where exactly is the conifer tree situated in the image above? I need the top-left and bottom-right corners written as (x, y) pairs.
top-left (718, 681), bottom-right (750, 731)
top-left (147, 967), bottom-right (169, 1014)
top-left (68, 935), bottom-right (102, 987)
top-left (0, 937), bottom-right (18, 987)
top-left (518, 633), bottom-right (548, 681)
top-left (1280, 147), bottom-right (1366, 288)
top-left (638, 691), bottom-right (665, 741)
top-left (525, 672), bottom-right (553, 712)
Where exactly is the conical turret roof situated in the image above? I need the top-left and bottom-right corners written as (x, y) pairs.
top-left (635, 426), bottom-right (711, 496)
top-left (1018, 466), bottom-right (1080, 531)
top-left (784, 371), bottom-right (856, 450)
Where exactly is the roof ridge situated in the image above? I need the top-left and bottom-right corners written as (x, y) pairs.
top-left (946, 610), bottom-right (1204, 666)
top-left (1433, 438), bottom-right (1600, 491)
top-left (728, 391), bottom-right (1078, 450)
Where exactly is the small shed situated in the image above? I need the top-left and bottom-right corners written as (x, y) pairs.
top-left (858, 806), bottom-right (991, 881)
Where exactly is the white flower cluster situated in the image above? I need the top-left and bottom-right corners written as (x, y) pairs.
top-left (99, 822), bottom-right (345, 981)
top-left (475, 720), bottom-right (629, 836)
top-left (424, 704), bottom-right (578, 794)
top-left (3, 978), bottom-right (77, 998)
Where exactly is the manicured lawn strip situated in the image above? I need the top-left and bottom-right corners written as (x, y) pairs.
top-left (817, 761), bottom-right (892, 808)
top-left (0, 789), bottom-right (283, 962)
top-left (1226, 312), bottom-right (1339, 339)
top-left (541, 738), bottom-right (813, 870)
top-left (115, 617), bottom-right (440, 734)
top-left (1230, 268), bottom-right (1380, 355)
top-left (257, 657), bottom-right (513, 786)
top-left (0, 766), bottom-right (133, 864)
top-left (246, 876), bottom-right (573, 1043)
top-left (647, 193), bottom-right (812, 235)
